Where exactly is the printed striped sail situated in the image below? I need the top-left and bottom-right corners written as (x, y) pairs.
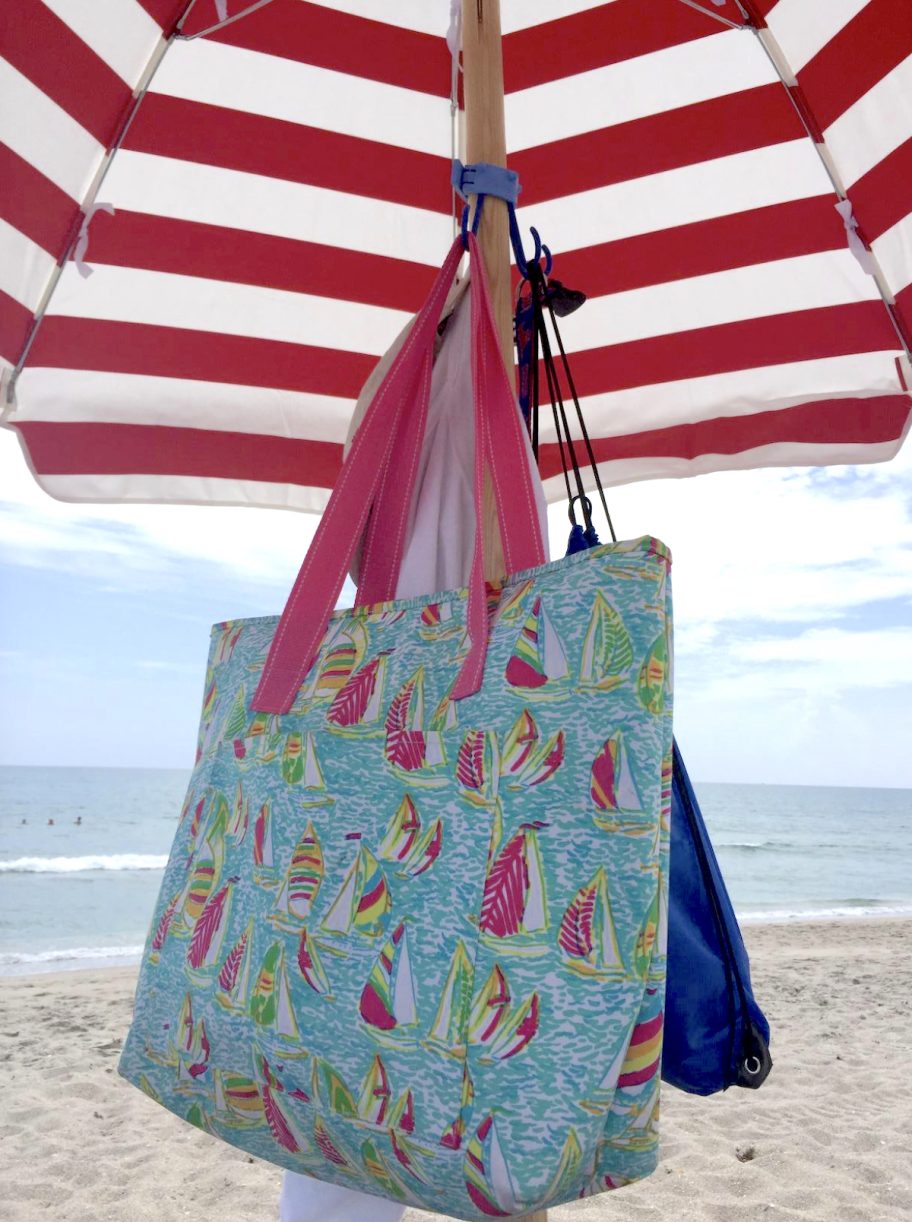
top-left (2, 2), bottom-right (909, 509)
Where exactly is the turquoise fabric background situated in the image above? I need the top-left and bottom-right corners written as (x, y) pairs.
top-left (119, 536), bottom-right (673, 1220)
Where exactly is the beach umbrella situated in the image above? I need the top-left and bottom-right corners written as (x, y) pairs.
top-left (1, 0), bottom-right (910, 516)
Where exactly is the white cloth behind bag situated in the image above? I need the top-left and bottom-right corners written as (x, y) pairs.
top-left (279, 283), bottom-right (547, 1221)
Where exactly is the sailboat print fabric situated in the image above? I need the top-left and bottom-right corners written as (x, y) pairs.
top-left (119, 535), bottom-right (673, 1220)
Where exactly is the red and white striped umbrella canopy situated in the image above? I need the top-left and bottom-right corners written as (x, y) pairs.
top-left (1, 0), bottom-right (910, 511)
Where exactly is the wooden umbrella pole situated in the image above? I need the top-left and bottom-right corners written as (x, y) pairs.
top-left (462, 0), bottom-right (512, 584)
top-left (461, 9), bottom-right (544, 1216)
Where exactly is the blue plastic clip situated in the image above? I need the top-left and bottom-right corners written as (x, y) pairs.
top-left (451, 160), bottom-right (521, 205)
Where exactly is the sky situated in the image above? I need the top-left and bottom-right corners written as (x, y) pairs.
top-left (1, 427), bottom-right (910, 787)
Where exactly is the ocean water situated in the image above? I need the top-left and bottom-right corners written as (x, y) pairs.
top-left (1, 766), bottom-right (910, 975)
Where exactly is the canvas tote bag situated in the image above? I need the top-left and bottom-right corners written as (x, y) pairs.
top-left (119, 234), bottom-right (674, 1220)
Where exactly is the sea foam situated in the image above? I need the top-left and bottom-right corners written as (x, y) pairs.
top-left (0, 854), bottom-right (167, 874)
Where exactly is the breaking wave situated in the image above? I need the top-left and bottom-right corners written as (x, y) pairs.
top-left (0, 854), bottom-right (167, 874)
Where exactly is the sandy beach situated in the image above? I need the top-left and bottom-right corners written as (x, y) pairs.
top-left (1, 919), bottom-right (909, 1222)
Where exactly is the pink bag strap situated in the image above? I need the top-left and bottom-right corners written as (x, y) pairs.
top-left (252, 233), bottom-right (545, 715)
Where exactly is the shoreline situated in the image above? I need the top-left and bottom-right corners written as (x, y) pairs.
top-left (4, 908), bottom-right (912, 979)
top-left (2, 918), bottom-right (910, 1220)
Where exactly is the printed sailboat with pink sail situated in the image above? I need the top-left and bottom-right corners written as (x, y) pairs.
top-left (320, 835), bottom-right (392, 939)
top-left (559, 867), bottom-right (627, 981)
top-left (579, 1012), bottom-right (663, 1115)
top-left (478, 823), bottom-right (549, 955)
top-left (186, 875), bottom-right (239, 985)
top-left (291, 619), bottom-right (369, 711)
top-left (500, 710), bottom-right (565, 791)
top-left (359, 921), bottom-right (419, 1047)
top-left (174, 993), bottom-right (210, 1091)
top-left (418, 600), bottom-right (461, 641)
top-left (227, 781), bottom-right (249, 844)
top-left (326, 652), bottom-right (389, 734)
top-left (296, 928), bottom-right (333, 998)
top-left (255, 1049), bottom-right (312, 1156)
top-left (456, 730), bottom-right (500, 807)
top-left (252, 799), bottom-right (277, 887)
top-left (590, 733), bottom-right (648, 834)
top-left (271, 821), bottom-right (324, 930)
top-left (384, 666), bottom-right (447, 782)
top-left (464, 1113), bottom-right (520, 1217)
top-left (468, 965), bottom-right (540, 1063)
top-left (357, 1053), bottom-right (392, 1125)
top-left (377, 795), bottom-right (443, 879)
top-left (215, 916), bottom-right (254, 1013)
top-left (504, 596), bottom-right (569, 699)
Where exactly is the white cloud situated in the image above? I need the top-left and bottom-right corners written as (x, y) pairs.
top-left (3, 423), bottom-right (911, 783)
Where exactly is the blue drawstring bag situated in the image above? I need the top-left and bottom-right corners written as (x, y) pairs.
top-left (562, 526), bottom-right (771, 1096)
top-left (664, 742), bottom-right (772, 1094)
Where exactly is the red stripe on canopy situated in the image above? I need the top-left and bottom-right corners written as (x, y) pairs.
top-left (28, 318), bottom-right (374, 398)
top-left (0, 143), bottom-right (77, 259)
top-left (124, 94), bottom-right (452, 212)
top-left (0, 290), bottom-right (33, 365)
top-left (515, 84), bottom-right (804, 207)
top-left (13, 420), bottom-right (343, 487)
top-left (797, 0), bottom-right (912, 132)
top-left (503, 0), bottom-right (730, 93)
top-left (134, 0), bottom-right (186, 35)
top-left (538, 394), bottom-right (912, 476)
top-left (83, 211), bottom-right (437, 311)
top-left (0, 0), bottom-right (133, 147)
top-left (547, 197), bottom-right (846, 299)
top-left (850, 137), bottom-right (912, 243)
top-left (195, 0), bottom-right (450, 98)
top-left (567, 302), bottom-right (899, 399)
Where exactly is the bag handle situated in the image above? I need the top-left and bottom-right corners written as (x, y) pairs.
top-left (252, 233), bottom-right (545, 714)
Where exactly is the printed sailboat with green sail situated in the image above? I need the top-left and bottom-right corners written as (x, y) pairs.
top-left (440, 1063), bottom-right (474, 1150)
top-left (271, 821), bottom-right (324, 930)
top-left (357, 1053), bottom-right (392, 1125)
top-left (249, 941), bottom-right (300, 1044)
top-left (544, 1128), bottom-right (584, 1202)
top-left (578, 591), bottom-right (634, 691)
top-left (478, 823), bottom-right (549, 955)
top-left (320, 834), bottom-right (392, 938)
top-left (310, 1056), bottom-right (357, 1118)
top-left (464, 1113), bottom-right (519, 1217)
top-left (558, 866), bottom-right (627, 980)
top-left (377, 795), bottom-right (442, 878)
top-left (359, 921), bottom-right (419, 1046)
top-left (425, 939), bottom-right (474, 1058)
top-left (505, 595), bottom-right (569, 699)
top-left (212, 1067), bottom-right (264, 1129)
top-left (176, 800), bottom-right (227, 938)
